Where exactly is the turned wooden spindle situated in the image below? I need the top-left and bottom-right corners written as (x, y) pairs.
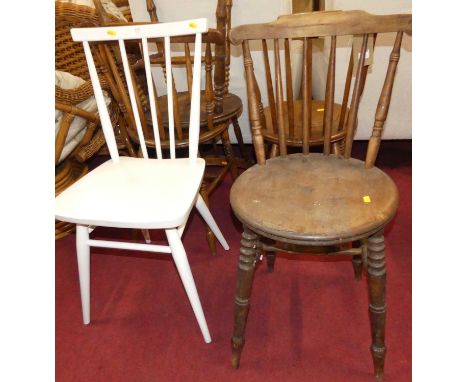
top-left (338, 47), bottom-right (353, 132)
top-left (306, 37), bottom-right (313, 100)
top-left (243, 41), bottom-right (266, 165)
top-left (224, 0), bottom-right (233, 94)
top-left (284, 39), bottom-right (294, 138)
top-left (205, 43), bottom-right (215, 131)
top-left (344, 34), bottom-right (368, 158)
top-left (146, 0), bottom-right (158, 22)
top-left (214, 0), bottom-right (227, 114)
top-left (262, 39), bottom-right (278, 134)
top-left (301, 37), bottom-right (310, 155)
top-left (367, 231), bottom-right (387, 381)
top-left (231, 226), bottom-right (259, 368)
top-left (274, 39), bottom-right (287, 157)
top-left (323, 35), bottom-right (336, 155)
top-left (365, 32), bottom-right (403, 169)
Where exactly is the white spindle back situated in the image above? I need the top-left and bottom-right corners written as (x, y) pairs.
top-left (71, 18), bottom-right (208, 163)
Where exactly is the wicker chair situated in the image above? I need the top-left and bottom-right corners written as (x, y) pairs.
top-left (55, 1), bottom-right (134, 238)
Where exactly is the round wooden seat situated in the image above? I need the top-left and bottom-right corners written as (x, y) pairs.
top-left (159, 91), bottom-right (243, 128)
top-left (127, 92), bottom-right (243, 149)
top-left (230, 153), bottom-right (399, 245)
top-left (262, 99), bottom-right (348, 146)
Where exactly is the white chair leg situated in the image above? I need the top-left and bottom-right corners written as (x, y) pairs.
top-left (76, 224), bottom-right (90, 325)
top-left (166, 229), bottom-right (212, 343)
top-left (141, 229), bottom-right (151, 244)
top-left (195, 193), bottom-right (229, 250)
top-left (177, 216), bottom-right (188, 238)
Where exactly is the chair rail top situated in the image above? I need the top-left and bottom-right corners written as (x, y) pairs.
top-left (71, 17), bottom-right (208, 42)
top-left (229, 10), bottom-right (412, 45)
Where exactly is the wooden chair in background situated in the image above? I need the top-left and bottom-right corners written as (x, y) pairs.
top-left (229, 10), bottom-right (411, 380)
top-left (259, 20), bottom-right (374, 158)
top-left (93, 0), bottom-right (249, 255)
top-left (55, 1), bottom-right (135, 238)
top-left (56, 18), bottom-right (229, 343)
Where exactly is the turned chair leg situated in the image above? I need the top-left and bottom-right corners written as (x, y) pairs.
top-left (367, 231), bottom-right (387, 381)
top-left (269, 143), bottom-right (278, 159)
top-left (231, 226), bottom-right (259, 368)
top-left (200, 182), bottom-right (217, 256)
top-left (221, 129), bottom-right (239, 180)
top-left (266, 251), bottom-right (276, 273)
top-left (141, 229), bottom-right (151, 244)
top-left (232, 116), bottom-right (250, 164)
top-left (351, 241), bottom-right (363, 280)
top-left (352, 254), bottom-right (363, 280)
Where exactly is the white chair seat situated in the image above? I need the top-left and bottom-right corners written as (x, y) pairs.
top-left (55, 156), bottom-right (205, 229)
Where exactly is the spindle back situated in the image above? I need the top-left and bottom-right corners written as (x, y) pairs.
top-left (230, 10), bottom-right (411, 168)
top-left (71, 18), bottom-right (208, 163)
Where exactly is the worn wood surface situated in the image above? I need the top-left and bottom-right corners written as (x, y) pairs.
top-left (262, 99), bottom-right (346, 147)
top-left (229, 10), bottom-right (411, 45)
top-left (367, 231), bottom-right (387, 382)
top-left (230, 10), bottom-right (410, 377)
top-left (231, 153), bottom-right (399, 245)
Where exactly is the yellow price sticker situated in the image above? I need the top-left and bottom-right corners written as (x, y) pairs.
top-left (362, 195), bottom-right (371, 203)
top-left (189, 22), bottom-right (198, 29)
top-left (107, 30), bottom-right (116, 36)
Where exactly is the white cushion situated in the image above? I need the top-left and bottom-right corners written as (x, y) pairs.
top-left (55, 71), bottom-right (111, 163)
top-left (56, 0), bottom-right (128, 22)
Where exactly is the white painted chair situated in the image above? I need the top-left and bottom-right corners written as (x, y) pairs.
top-left (55, 18), bottom-right (229, 344)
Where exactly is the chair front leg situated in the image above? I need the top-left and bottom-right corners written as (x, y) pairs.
top-left (231, 226), bottom-right (259, 368)
top-left (76, 224), bottom-right (90, 325)
top-left (367, 230), bottom-right (387, 381)
top-left (166, 228), bottom-right (211, 343)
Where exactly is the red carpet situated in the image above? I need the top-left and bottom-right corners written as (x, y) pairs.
top-left (56, 141), bottom-right (411, 381)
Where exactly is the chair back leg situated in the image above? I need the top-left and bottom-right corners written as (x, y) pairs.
top-left (195, 194), bottom-right (230, 250)
top-left (141, 229), bottom-right (151, 244)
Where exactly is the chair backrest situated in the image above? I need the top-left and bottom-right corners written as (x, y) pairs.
top-left (230, 10), bottom-right (411, 168)
top-left (145, 0), bottom-right (233, 108)
top-left (71, 18), bottom-right (208, 163)
top-left (91, 1), bottom-right (231, 147)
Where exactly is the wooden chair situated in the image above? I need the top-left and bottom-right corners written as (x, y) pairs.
top-left (229, 10), bottom-right (411, 380)
top-left (56, 18), bottom-right (229, 343)
top-left (93, 0), bottom-right (248, 255)
top-left (55, 1), bottom-right (135, 238)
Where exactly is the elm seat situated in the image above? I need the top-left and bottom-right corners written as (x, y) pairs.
top-left (231, 154), bottom-right (399, 245)
top-left (55, 157), bottom-right (205, 229)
